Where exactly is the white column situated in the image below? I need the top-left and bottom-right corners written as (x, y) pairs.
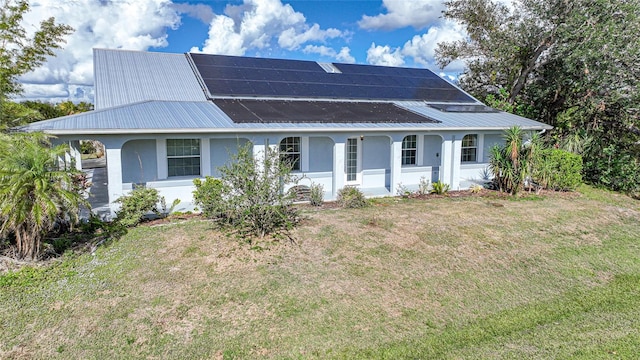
top-left (440, 136), bottom-right (452, 185)
top-left (70, 141), bottom-right (82, 170)
top-left (477, 134), bottom-right (485, 163)
top-left (201, 138), bottom-right (211, 177)
top-left (332, 140), bottom-right (345, 198)
top-left (390, 139), bottom-right (403, 195)
top-left (417, 135), bottom-right (424, 167)
top-left (451, 135), bottom-right (462, 190)
top-left (301, 136), bottom-right (310, 172)
top-left (106, 147), bottom-right (123, 215)
top-left (156, 139), bottom-right (167, 179)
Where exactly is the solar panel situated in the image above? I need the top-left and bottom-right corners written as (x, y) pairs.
top-left (214, 99), bottom-right (441, 123)
top-left (189, 53), bottom-right (476, 102)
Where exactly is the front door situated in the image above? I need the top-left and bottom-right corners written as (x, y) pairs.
top-left (345, 137), bottom-right (361, 185)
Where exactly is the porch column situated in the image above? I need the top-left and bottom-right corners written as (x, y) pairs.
top-left (106, 147), bottom-right (123, 214)
top-left (450, 135), bottom-right (462, 190)
top-left (440, 136), bottom-right (453, 186)
top-left (252, 137), bottom-right (277, 172)
top-left (70, 140), bottom-right (82, 170)
top-left (389, 137), bottom-right (403, 196)
top-left (332, 137), bottom-right (346, 198)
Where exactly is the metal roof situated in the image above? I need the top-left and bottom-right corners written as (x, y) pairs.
top-left (22, 100), bottom-right (551, 135)
top-left (22, 49), bottom-right (551, 136)
top-left (94, 49), bottom-right (207, 109)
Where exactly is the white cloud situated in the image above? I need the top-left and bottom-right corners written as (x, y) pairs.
top-left (303, 45), bottom-right (336, 57)
top-left (366, 43), bottom-right (405, 67)
top-left (171, 3), bottom-right (215, 24)
top-left (336, 47), bottom-right (356, 63)
top-left (193, 0), bottom-right (346, 55)
top-left (400, 21), bottom-right (466, 71)
top-left (359, 0), bottom-right (444, 30)
top-left (303, 45), bottom-right (356, 63)
top-left (17, 0), bottom-right (181, 102)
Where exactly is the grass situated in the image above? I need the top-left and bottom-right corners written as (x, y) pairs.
top-left (1, 186), bottom-right (640, 359)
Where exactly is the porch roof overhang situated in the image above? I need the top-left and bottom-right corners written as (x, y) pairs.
top-left (20, 99), bottom-right (552, 136)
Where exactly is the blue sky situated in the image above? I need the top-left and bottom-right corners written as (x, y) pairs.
top-left (18, 0), bottom-right (468, 103)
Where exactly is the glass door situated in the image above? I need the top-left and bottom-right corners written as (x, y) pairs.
top-left (345, 138), bottom-right (361, 184)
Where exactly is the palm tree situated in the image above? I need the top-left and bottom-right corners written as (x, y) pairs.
top-left (502, 126), bottom-right (525, 194)
top-left (0, 132), bottom-right (88, 260)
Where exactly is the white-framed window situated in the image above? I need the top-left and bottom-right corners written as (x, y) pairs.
top-left (167, 139), bottom-right (201, 176)
top-left (279, 136), bottom-right (301, 171)
top-left (461, 134), bottom-right (478, 163)
top-left (402, 135), bottom-right (417, 165)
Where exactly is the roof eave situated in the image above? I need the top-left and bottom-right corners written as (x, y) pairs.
top-left (32, 124), bottom-right (553, 136)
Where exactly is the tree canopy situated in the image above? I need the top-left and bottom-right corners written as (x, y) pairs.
top-left (437, 0), bottom-right (640, 193)
top-left (0, 0), bottom-right (73, 129)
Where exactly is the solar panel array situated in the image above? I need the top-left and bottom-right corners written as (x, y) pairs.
top-left (189, 53), bottom-right (475, 102)
top-left (213, 99), bottom-right (439, 124)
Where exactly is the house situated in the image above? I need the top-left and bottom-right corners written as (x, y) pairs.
top-left (23, 49), bottom-right (551, 215)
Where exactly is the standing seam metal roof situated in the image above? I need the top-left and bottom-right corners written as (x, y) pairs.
top-left (22, 100), bottom-right (551, 134)
top-left (94, 49), bottom-right (207, 109)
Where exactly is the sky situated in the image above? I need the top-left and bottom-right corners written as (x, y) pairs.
top-left (17, 0), bottom-right (470, 104)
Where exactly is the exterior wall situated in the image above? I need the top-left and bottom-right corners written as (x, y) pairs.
top-left (121, 139), bottom-right (158, 184)
top-left (210, 138), bottom-right (250, 177)
top-left (308, 137), bottom-right (333, 172)
top-left (483, 134), bottom-right (502, 162)
top-left (423, 135), bottom-right (442, 166)
top-left (362, 136), bottom-right (390, 189)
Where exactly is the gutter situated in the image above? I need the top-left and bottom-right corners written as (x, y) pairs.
top-left (31, 125), bottom-right (553, 136)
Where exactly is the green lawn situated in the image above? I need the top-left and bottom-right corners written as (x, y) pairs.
top-left (1, 186), bottom-right (639, 359)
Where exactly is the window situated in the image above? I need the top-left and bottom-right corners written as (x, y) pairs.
top-left (167, 139), bottom-right (200, 177)
top-left (402, 135), bottom-right (417, 165)
top-left (461, 134), bottom-right (477, 163)
top-left (280, 137), bottom-right (301, 171)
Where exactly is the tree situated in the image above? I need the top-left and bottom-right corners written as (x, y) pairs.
top-left (0, 0), bottom-right (73, 128)
top-left (0, 133), bottom-right (88, 260)
top-left (437, 0), bottom-right (640, 193)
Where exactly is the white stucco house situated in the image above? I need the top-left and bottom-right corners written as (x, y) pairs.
top-left (23, 49), bottom-right (551, 215)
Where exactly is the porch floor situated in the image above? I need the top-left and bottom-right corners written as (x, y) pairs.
top-left (82, 162), bottom-right (111, 219)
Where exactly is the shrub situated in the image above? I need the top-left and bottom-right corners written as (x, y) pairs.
top-left (337, 186), bottom-right (368, 208)
top-left (396, 182), bottom-right (411, 197)
top-left (80, 140), bottom-right (96, 154)
top-left (469, 184), bottom-right (484, 193)
top-left (192, 177), bottom-right (225, 218)
top-left (114, 186), bottom-right (161, 227)
top-left (583, 143), bottom-right (640, 194)
top-left (197, 143), bottom-right (300, 239)
top-left (309, 182), bottom-right (324, 206)
top-left (430, 181), bottom-right (450, 195)
top-left (418, 176), bottom-right (430, 195)
top-left (539, 148), bottom-right (583, 191)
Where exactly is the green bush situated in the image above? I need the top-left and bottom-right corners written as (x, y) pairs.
top-left (114, 186), bottom-right (161, 227)
top-left (539, 148), bottom-right (583, 191)
top-left (80, 141), bottom-right (96, 154)
top-left (196, 143), bottom-right (300, 239)
top-left (309, 182), bottom-right (324, 206)
top-left (192, 177), bottom-right (225, 217)
top-left (337, 186), bottom-right (368, 208)
top-left (430, 181), bottom-right (450, 195)
top-left (583, 143), bottom-right (640, 194)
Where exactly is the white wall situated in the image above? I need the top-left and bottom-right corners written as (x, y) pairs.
top-left (121, 139), bottom-right (158, 184)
